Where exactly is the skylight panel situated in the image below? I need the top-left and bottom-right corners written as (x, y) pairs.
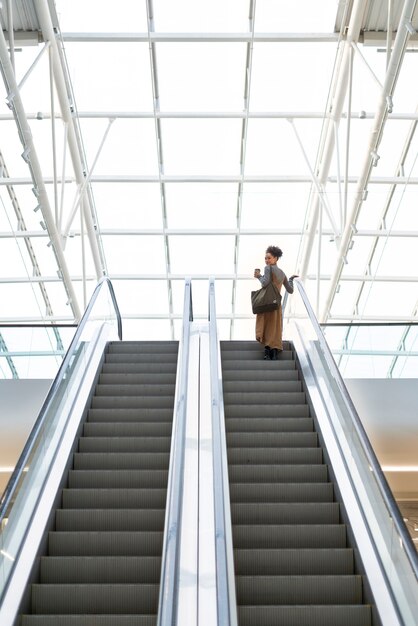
top-left (161, 119), bottom-right (242, 175)
top-left (102, 235), bottom-right (168, 274)
top-left (63, 43), bottom-right (154, 112)
top-left (165, 183), bottom-right (237, 229)
top-left (250, 43), bottom-right (335, 111)
top-left (152, 0), bottom-right (248, 32)
top-left (169, 235), bottom-right (235, 274)
top-left (79, 119), bottom-right (159, 176)
top-left (241, 184), bottom-right (310, 229)
top-left (111, 280), bottom-right (170, 315)
top-left (92, 183), bottom-right (164, 229)
top-left (256, 0), bottom-right (338, 33)
top-left (55, 0), bottom-right (148, 32)
top-left (156, 43), bottom-right (246, 111)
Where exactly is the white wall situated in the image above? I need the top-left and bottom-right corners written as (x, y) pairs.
top-left (345, 378), bottom-right (418, 499)
top-left (0, 380), bottom-right (52, 494)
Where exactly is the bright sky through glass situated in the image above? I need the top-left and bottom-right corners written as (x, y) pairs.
top-left (0, 0), bottom-right (418, 378)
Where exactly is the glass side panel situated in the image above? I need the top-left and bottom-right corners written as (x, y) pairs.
top-left (322, 323), bottom-right (418, 378)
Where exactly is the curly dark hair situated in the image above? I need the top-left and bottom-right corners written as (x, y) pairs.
top-left (266, 245), bottom-right (283, 259)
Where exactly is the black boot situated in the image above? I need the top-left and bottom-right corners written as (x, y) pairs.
top-left (264, 346), bottom-right (271, 360)
top-left (271, 348), bottom-right (279, 361)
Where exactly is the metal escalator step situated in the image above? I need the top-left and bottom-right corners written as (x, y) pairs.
top-left (225, 404), bottom-right (310, 418)
top-left (78, 437), bottom-right (171, 453)
top-left (56, 509), bottom-right (165, 532)
top-left (231, 502), bottom-right (340, 525)
top-left (107, 341), bottom-right (178, 354)
top-left (223, 380), bottom-right (302, 393)
top-left (83, 422), bottom-right (172, 437)
top-left (91, 396), bottom-right (175, 409)
top-left (40, 556), bottom-right (162, 584)
top-left (62, 488), bottom-right (167, 509)
top-left (229, 483), bottom-right (333, 503)
top-left (221, 350), bottom-right (294, 361)
top-left (224, 391), bottom-right (305, 405)
top-left (232, 525), bottom-right (346, 549)
top-left (234, 548), bottom-right (354, 575)
top-left (220, 340), bottom-right (292, 351)
top-left (226, 432), bottom-right (317, 448)
top-left (48, 532), bottom-right (163, 556)
top-left (222, 360), bottom-right (296, 372)
top-left (99, 373), bottom-right (176, 385)
top-left (223, 369), bottom-right (299, 382)
top-left (226, 417), bottom-right (314, 433)
top-left (73, 452), bottom-right (169, 470)
top-left (237, 604), bottom-right (372, 626)
top-left (95, 384), bottom-right (175, 397)
top-left (21, 615), bottom-right (158, 625)
top-left (236, 575), bottom-right (363, 605)
top-left (68, 470), bottom-right (168, 489)
top-left (102, 362), bottom-right (177, 374)
top-left (105, 353), bottom-right (177, 364)
top-left (87, 408), bottom-right (173, 422)
top-left (228, 448), bottom-right (322, 465)
top-left (228, 465), bottom-right (328, 483)
top-left (31, 583), bottom-right (159, 614)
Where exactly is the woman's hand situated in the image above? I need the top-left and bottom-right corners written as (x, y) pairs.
top-left (254, 268), bottom-right (261, 278)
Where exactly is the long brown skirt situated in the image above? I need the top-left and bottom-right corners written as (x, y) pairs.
top-left (255, 306), bottom-right (283, 350)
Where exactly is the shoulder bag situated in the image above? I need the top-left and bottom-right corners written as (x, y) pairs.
top-left (251, 268), bottom-right (282, 314)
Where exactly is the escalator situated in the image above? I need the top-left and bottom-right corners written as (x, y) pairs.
top-left (221, 339), bottom-right (374, 626)
top-left (20, 340), bottom-right (178, 625)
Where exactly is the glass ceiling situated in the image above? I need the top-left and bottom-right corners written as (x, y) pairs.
top-left (1, 0), bottom-right (418, 352)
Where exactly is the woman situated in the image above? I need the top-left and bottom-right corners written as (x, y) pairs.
top-left (253, 245), bottom-right (297, 360)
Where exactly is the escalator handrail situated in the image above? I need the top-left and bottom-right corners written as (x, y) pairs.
top-left (0, 276), bottom-right (122, 523)
top-left (293, 278), bottom-right (418, 579)
top-left (208, 277), bottom-right (238, 626)
top-left (157, 277), bottom-right (193, 626)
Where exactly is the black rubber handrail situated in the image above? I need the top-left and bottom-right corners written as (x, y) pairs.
top-left (0, 277), bottom-right (122, 523)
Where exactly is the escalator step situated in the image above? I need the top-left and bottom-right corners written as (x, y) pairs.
top-left (228, 464), bottom-right (328, 483)
top-left (221, 349), bottom-right (294, 361)
top-left (102, 362), bottom-right (177, 374)
top-left (87, 408), bottom-right (173, 422)
top-left (232, 525), bottom-right (346, 549)
top-left (40, 556), bottom-right (162, 583)
top-left (107, 341), bottom-right (178, 354)
top-left (21, 617), bottom-right (157, 626)
top-left (56, 509), bottom-right (165, 532)
top-left (225, 404), bottom-right (310, 418)
top-left (229, 483), bottom-right (334, 503)
top-left (68, 470), bottom-right (168, 489)
top-left (223, 369), bottom-right (299, 381)
top-left (78, 436), bottom-right (171, 453)
top-left (235, 575), bottom-right (363, 605)
top-left (222, 360), bottom-right (296, 372)
top-left (94, 384), bottom-right (175, 397)
top-left (224, 391), bottom-right (306, 405)
top-left (105, 353), bottom-right (177, 364)
top-left (226, 417), bottom-right (314, 433)
top-left (48, 532), bottom-right (163, 556)
top-left (99, 373), bottom-right (176, 384)
top-left (227, 447), bottom-right (322, 465)
top-left (91, 396), bottom-right (175, 410)
top-left (83, 422), bottom-right (172, 437)
top-left (73, 452), bottom-right (170, 470)
top-left (237, 604), bottom-right (372, 626)
top-left (31, 584), bottom-right (159, 614)
top-left (231, 502), bottom-right (340, 525)
top-left (223, 380), bottom-right (303, 393)
top-left (234, 548), bottom-right (354, 575)
top-left (62, 488), bottom-right (166, 509)
top-left (226, 432), bottom-right (317, 448)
